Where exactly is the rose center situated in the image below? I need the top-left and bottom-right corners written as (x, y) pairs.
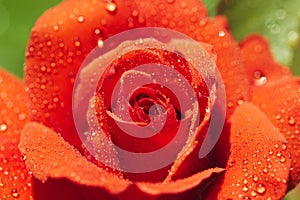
top-left (129, 85), bottom-right (182, 128)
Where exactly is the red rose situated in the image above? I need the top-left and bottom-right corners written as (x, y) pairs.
top-left (0, 0), bottom-right (299, 199)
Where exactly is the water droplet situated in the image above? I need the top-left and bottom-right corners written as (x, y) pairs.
top-left (242, 185), bottom-right (249, 192)
top-left (276, 9), bottom-right (286, 20)
top-left (228, 159), bottom-right (236, 167)
top-left (270, 23), bottom-right (281, 34)
top-left (97, 39), bottom-right (104, 48)
top-left (180, 2), bottom-right (187, 8)
top-left (256, 183), bottom-right (266, 194)
top-left (0, 123), bottom-right (7, 132)
top-left (263, 167), bottom-right (268, 173)
top-left (227, 101), bottom-right (234, 108)
top-left (280, 156), bottom-right (286, 163)
top-left (281, 144), bottom-right (287, 150)
top-left (288, 116), bottom-right (296, 126)
top-left (132, 9), bottom-right (139, 17)
top-left (11, 188), bottom-right (19, 198)
top-left (18, 113), bottom-right (26, 121)
top-left (0, 75), bottom-right (3, 83)
top-left (105, 2), bottom-right (117, 13)
top-left (94, 28), bottom-right (102, 35)
top-left (53, 25), bottom-right (59, 31)
top-left (78, 15), bottom-right (85, 23)
top-left (253, 174), bottom-right (259, 182)
top-left (238, 98), bottom-right (244, 105)
top-left (288, 31), bottom-right (298, 43)
top-left (251, 191), bottom-right (257, 197)
top-left (74, 40), bottom-right (81, 47)
top-left (218, 30), bottom-right (225, 37)
top-left (253, 71), bottom-right (267, 86)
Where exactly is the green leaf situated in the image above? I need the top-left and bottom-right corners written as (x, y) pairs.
top-left (219, 0), bottom-right (300, 74)
top-left (284, 185), bottom-right (300, 200)
top-left (202, 0), bottom-right (221, 16)
top-left (0, 0), bottom-right (60, 77)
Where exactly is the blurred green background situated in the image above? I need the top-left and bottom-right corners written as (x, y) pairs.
top-left (0, 0), bottom-right (60, 77)
top-left (0, 0), bottom-right (299, 199)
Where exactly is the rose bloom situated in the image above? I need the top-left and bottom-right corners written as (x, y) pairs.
top-left (0, 0), bottom-right (299, 199)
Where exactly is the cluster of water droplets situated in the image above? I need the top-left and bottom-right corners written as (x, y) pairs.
top-left (227, 140), bottom-right (290, 199)
top-left (0, 74), bottom-right (33, 199)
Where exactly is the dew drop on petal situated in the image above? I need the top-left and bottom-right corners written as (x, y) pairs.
top-left (253, 71), bottom-right (267, 86)
top-left (180, 2), bottom-right (187, 8)
top-left (253, 174), bottom-right (259, 182)
top-left (132, 9), bottom-right (139, 17)
top-left (53, 25), bottom-right (59, 31)
top-left (227, 101), bottom-right (234, 108)
top-left (288, 116), bottom-right (296, 126)
top-left (105, 2), bottom-right (117, 13)
top-left (94, 28), bottom-right (102, 35)
top-left (11, 188), bottom-right (19, 198)
top-left (0, 123), bottom-right (7, 132)
top-left (242, 185), bottom-right (249, 192)
top-left (78, 15), bottom-right (85, 23)
top-left (280, 156), bottom-right (286, 163)
top-left (281, 144), bottom-right (287, 150)
top-left (18, 113), bottom-right (26, 121)
top-left (74, 40), bottom-right (81, 47)
top-left (250, 191), bottom-right (257, 197)
top-left (218, 30), bottom-right (225, 37)
top-left (256, 183), bottom-right (266, 195)
top-left (97, 39), bottom-right (104, 48)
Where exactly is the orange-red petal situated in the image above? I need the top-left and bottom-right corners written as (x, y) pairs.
top-left (25, 0), bottom-right (249, 154)
top-left (25, 0), bottom-right (144, 152)
top-left (130, 2), bottom-right (250, 114)
top-left (200, 17), bottom-right (250, 114)
top-left (25, 0), bottom-right (212, 154)
top-left (19, 122), bottom-right (223, 200)
top-left (0, 68), bottom-right (32, 199)
top-left (204, 103), bottom-right (291, 199)
top-left (240, 35), bottom-right (300, 187)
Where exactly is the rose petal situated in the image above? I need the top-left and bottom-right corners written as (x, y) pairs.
top-left (204, 103), bottom-right (291, 199)
top-left (19, 122), bottom-right (130, 199)
top-left (134, 167), bottom-right (224, 200)
top-left (164, 112), bottom-right (211, 182)
top-left (199, 17), bottom-right (250, 114)
top-left (240, 35), bottom-right (291, 85)
top-left (25, 0), bottom-right (144, 152)
top-left (19, 122), bottom-right (224, 199)
top-left (131, 2), bottom-right (251, 114)
top-left (132, 0), bottom-right (208, 30)
top-left (240, 35), bottom-right (300, 187)
top-left (25, 0), bottom-right (248, 153)
top-left (184, 17), bottom-right (252, 167)
top-left (114, 14), bottom-right (251, 169)
top-left (0, 68), bottom-right (32, 199)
